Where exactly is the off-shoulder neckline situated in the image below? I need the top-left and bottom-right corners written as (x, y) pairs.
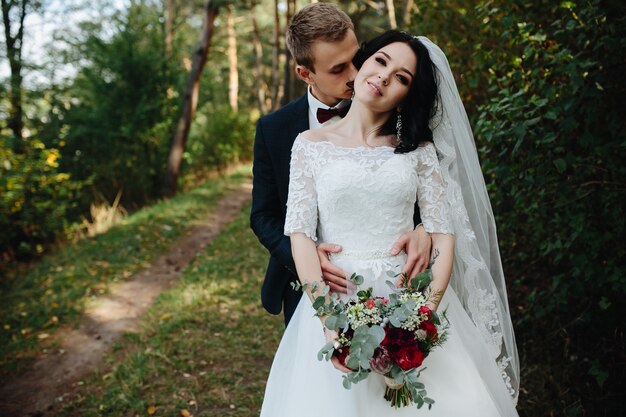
top-left (295, 133), bottom-right (396, 151)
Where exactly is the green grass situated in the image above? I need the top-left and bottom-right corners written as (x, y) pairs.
top-left (0, 167), bottom-right (252, 375)
top-left (56, 204), bottom-right (283, 417)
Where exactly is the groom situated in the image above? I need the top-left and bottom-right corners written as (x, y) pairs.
top-left (250, 3), bottom-right (430, 326)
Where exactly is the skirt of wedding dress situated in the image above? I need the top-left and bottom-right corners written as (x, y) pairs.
top-left (260, 254), bottom-right (519, 417)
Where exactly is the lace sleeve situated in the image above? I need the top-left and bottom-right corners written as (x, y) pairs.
top-left (416, 143), bottom-right (453, 234)
top-left (284, 135), bottom-right (318, 241)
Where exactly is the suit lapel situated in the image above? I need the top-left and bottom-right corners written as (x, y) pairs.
top-left (276, 95), bottom-right (309, 205)
top-left (288, 95), bottom-right (309, 147)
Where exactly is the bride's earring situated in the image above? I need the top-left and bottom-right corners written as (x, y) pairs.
top-left (396, 109), bottom-right (403, 140)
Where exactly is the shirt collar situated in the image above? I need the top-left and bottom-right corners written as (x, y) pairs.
top-left (307, 86), bottom-right (350, 116)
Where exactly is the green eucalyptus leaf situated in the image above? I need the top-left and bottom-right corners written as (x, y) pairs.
top-left (312, 295), bottom-right (326, 310)
top-left (368, 325), bottom-right (385, 343)
top-left (317, 341), bottom-right (334, 361)
top-left (356, 289), bottom-right (370, 299)
top-left (325, 315), bottom-right (338, 330)
top-left (346, 354), bottom-right (360, 370)
top-left (337, 313), bottom-right (349, 329)
top-left (386, 280), bottom-right (399, 291)
top-left (416, 396), bottom-right (424, 408)
top-left (360, 343), bottom-right (375, 360)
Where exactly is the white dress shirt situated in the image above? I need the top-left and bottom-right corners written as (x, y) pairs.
top-left (307, 86), bottom-right (351, 130)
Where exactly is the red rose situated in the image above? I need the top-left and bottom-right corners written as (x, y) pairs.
top-left (418, 305), bottom-right (432, 319)
top-left (393, 346), bottom-right (425, 370)
top-left (365, 299), bottom-right (375, 309)
top-left (419, 320), bottom-right (438, 339)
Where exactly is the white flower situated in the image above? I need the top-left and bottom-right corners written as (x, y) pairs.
top-left (415, 329), bottom-right (428, 341)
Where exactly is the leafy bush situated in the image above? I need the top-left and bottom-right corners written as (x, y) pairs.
top-left (0, 139), bottom-right (87, 261)
top-left (472, 1), bottom-right (625, 414)
top-left (58, 3), bottom-right (178, 208)
top-left (183, 103), bottom-right (255, 175)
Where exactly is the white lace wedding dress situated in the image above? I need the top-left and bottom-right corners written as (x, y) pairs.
top-left (259, 135), bottom-right (519, 416)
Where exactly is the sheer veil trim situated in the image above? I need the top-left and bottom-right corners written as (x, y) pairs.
top-left (417, 36), bottom-right (520, 403)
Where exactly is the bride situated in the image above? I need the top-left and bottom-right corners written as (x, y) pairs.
top-left (260, 31), bottom-right (520, 416)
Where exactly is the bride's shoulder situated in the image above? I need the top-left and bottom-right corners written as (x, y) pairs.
top-left (298, 129), bottom-right (329, 144)
top-left (298, 125), bottom-right (343, 143)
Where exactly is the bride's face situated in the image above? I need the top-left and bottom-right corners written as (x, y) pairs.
top-left (353, 42), bottom-right (417, 113)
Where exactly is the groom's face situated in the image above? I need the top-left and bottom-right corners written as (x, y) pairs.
top-left (296, 30), bottom-right (359, 106)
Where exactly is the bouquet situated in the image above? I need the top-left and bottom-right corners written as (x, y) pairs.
top-left (293, 269), bottom-right (449, 410)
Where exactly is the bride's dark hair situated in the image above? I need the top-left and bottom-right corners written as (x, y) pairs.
top-left (352, 30), bottom-right (438, 153)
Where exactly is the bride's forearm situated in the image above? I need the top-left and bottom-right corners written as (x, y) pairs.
top-left (290, 233), bottom-right (328, 308)
top-left (426, 233), bottom-right (454, 310)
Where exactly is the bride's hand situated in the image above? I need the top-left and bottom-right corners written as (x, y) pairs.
top-left (324, 328), bottom-right (351, 373)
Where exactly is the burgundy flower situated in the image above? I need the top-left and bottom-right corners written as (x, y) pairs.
top-left (419, 320), bottom-right (438, 340)
top-left (369, 346), bottom-right (392, 374)
top-left (393, 346), bottom-right (425, 371)
top-left (382, 327), bottom-right (415, 348)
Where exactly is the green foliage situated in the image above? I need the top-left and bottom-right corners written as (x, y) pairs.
top-left (59, 2), bottom-right (177, 207)
top-left (407, 1), bottom-right (625, 413)
top-left (470, 1), bottom-right (625, 414)
top-left (1, 2), bottom-right (258, 262)
top-left (0, 139), bottom-right (87, 259)
top-left (183, 103), bottom-right (255, 174)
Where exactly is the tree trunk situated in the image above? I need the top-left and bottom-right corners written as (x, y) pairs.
top-left (164, 0), bottom-right (174, 58)
top-left (163, 1), bottom-right (218, 197)
top-left (385, 0), bottom-right (397, 29)
top-left (281, 0), bottom-right (294, 106)
top-left (1, 0), bottom-right (27, 143)
top-left (401, 0), bottom-right (416, 29)
top-left (271, 0), bottom-right (281, 110)
top-left (250, 0), bottom-right (267, 114)
top-left (226, 3), bottom-right (238, 112)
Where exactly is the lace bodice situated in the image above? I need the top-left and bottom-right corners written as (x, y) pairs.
top-left (284, 135), bottom-right (452, 252)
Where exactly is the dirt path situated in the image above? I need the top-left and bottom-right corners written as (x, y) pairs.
top-left (0, 181), bottom-right (252, 417)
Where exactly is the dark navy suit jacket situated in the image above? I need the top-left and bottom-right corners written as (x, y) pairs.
top-left (250, 95), bottom-right (309, 325)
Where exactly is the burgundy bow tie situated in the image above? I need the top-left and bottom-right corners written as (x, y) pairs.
top-left (316, 105), bottom-right (349, 124)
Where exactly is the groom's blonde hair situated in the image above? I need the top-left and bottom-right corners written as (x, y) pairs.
top-left (286, 3), bottom-right (354, 72)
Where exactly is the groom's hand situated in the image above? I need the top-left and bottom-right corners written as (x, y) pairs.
top-left (391, 225), bottom-right (431, 279)
top-left (316, 243), bottom-right (350, 294)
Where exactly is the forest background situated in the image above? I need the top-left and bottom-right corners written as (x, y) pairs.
top-left (1, 0), bottom-right (624, 415)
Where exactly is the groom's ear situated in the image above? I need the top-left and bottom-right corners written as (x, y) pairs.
top-left (295, 65), bottom-right (315, 86)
